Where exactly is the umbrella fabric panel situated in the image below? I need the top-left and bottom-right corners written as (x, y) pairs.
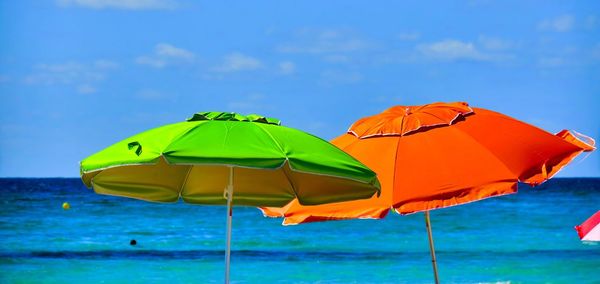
top-left (181, 164), bottom-right (295, 207)
top-left (163, 121), bottom-right (287, 169)
top-left (80, 122), bottom-right (197, 177)
top-left (348, 102), bottom-right (473, 138)
top-left (390, 119), bottom-right (519, 213)
top-left (90, 157), bottom-right (189, 203)
top-left (575, 210), bottom-right (600, 241)
top-left (452, 108), bottom-right (586, 185)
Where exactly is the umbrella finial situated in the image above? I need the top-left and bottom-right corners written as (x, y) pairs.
top-left (187, 111), bottom-right (281, 125)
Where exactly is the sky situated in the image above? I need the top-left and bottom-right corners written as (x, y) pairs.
top-left (0, 0), bottom-right (599, 177)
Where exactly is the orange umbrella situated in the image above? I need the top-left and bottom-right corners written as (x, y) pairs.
top-left (262, 102), bottom-right (595, 283)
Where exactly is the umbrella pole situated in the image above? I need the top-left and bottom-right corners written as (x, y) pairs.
top-left (425, 211), bottom-right (440, 284)
top-left (224, 166), bottom-right (234, 284)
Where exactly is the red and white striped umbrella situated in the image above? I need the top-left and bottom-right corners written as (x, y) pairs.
top-left (575, 210), bottom-right (600, 242)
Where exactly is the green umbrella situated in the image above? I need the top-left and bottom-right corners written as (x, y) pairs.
top-left (80, 111), bottom-right (380, 283)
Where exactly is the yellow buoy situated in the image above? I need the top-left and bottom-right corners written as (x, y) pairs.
top-left (62, 202), bottom-right (70, 210)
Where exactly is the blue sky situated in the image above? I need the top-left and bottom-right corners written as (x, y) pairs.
top-left (1, 0), bottom-right (599, 177)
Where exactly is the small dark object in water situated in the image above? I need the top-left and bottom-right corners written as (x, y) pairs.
top-left (130, 239), bottom-right (137, 246)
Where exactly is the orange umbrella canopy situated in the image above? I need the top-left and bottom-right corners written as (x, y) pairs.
top-left (262, 102), bottom-right (596, 225)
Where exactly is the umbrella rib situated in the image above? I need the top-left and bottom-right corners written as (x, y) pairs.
top-left (178, 164), bottom-right (193, 199)
top-left (246, 123), bottom-right (300, 199)
top-left (163, 121), bottom-right (207, 156)
top-left (390, 133), bottom-right (403, 210)
top-left (451, 126), bottom-right (520, 180)
top-left (84, 121), bottom-right (207, 175)
top-left (281, 162), bottom-right (301, 201)
top-left (252, 123), bottom-right (286, 154)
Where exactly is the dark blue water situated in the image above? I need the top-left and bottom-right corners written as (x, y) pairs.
top-left (1, 178), bottom-right (599, 283)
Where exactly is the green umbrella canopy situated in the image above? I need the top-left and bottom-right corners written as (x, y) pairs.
top-left (80, 112), bottom-right (381, 207)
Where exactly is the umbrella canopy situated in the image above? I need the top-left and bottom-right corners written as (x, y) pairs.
top-left (263, 102), bottom-right (595, 223)
top-left (81, 111), bottom-right (380, 207)
top-left (261, 102), bottom-right (595, 283)
top-left (80, 111), bottom-right (381, 283)
top-left (575, 210), bottom-right (600, 242)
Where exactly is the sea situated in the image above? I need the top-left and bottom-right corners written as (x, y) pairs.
top-left (0, 178), bottom-right (599, 284)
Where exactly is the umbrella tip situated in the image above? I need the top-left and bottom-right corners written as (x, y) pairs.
top-left (186, 111), bottom-right (281, 125)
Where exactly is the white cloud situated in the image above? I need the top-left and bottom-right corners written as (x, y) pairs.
top-left (277, 29), bottom-right (371, 54)
top-left (23, 60), bottom-right (118, 93)
top-left (227, 93), bottom-right (271, 111)
top-left (0, 75), bottom-right (11, 83)
top-left (417, 39), bottom-right (512, 62)
top-left (319, 70), bottom-right (363, 85)
top-left (136, 89), bottom-right (169, 100)
top-left (135, 56), bottom-right (167, 68)
top-left (478, 36), bottom-right (514, 50)
top-left (25, 62), bottom-right (103, 84)
top-left (278, 61), bottom-right (295, 74)
top-left (214, 53), bottom-right (262, 72)
top-left (593, 43), bottom-right (600, 60)
top-left (77, 84), bottom-right (97, 94)
top-left (538, 57), bottom-right (568, 68)
top-left (417, 40), bottom-right (484, 60)
top-left (323, 54), bottom-right (350, 63)
top-left (586, 16), bottom-right (597, 29)
top-left (398, 32), bottom-right (420, 41)
top-left (136, 43), bottom-right (195, 68)
top-left (538, 15), bottom-right (575, 32)
top-left (93, 59), bottom-right (119, 69)
top-left (57, 0), bottom-right (177, 10)
top-left (155, 43), bottom-right (195, 59)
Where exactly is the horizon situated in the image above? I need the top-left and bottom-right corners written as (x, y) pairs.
top-left (2, 176), bottom-right (600, 179)
top-left (1, 1), bottom-right (599, 178)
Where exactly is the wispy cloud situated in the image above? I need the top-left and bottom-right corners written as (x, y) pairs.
top-left (135, 89), bottom-right (172, 100)
top-left (398, 32), bottom-right (420, 41)
top-left (57, 0), bottom-right (178, 10)
top-left (214, 52), bottom-right (262, 72)
top-left (478, 35), bottom-right (514, 50)
top-left (592, 43), bottom-right (600, 60)
top-left (136, 57), bottom-right (167, 68)
top-left (323, 54), bottom-right (351, 64)
top-left (77, 84), bottom-right (97, 94)
top-left (538, 14), bottom-right (575, 32)
top-left (278, 61), bottom-right (295, 75)
top-left (0, 75), bottom-right (11, 83)
top-left (155, 43), bottom-right (195, 59)
top-left (417, 39), bottom-right (512, 62)
top-left (136, 43), bottom-right (195, 68)
top-left (417, 40), bottom-right (484, 60)
top-left (23, 60), bottom-right (118, 93)
top-left (227, 93), bottom-right (272, 111)
top-left (535, 43), bottom-right (600, 68)
top-left (93, 59), bottom-right (119, 69)
top-left (585, 16), bottom-right (597, 29)
top-left (319, 70), bottom-right (363, 86)
top-left (277, 29), bottom-right (372, 54)
top-left (538, 57), bottom-right (569, 68)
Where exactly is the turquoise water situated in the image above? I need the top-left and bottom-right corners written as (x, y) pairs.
top-left (1, 178), bottom-right (599, 283)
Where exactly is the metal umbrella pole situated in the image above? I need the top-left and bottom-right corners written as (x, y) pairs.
top-left (425, 211), bottom-right (440, 284)
top-left (224, 166), bottom-right (234, 284)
